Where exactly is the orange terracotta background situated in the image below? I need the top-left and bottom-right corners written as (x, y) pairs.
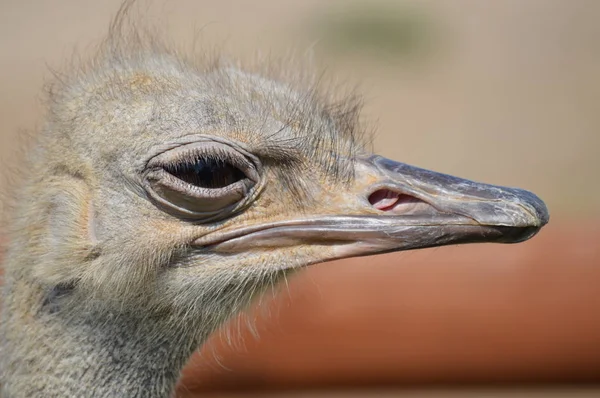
top-left (1, 0), bottom-right (599, 395)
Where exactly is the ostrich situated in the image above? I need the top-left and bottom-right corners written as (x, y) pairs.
top-left (0, 10), bottom-right (549, 398)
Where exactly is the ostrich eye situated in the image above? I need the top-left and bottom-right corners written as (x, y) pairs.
top-left (143, 140), bottom-right (262, 221)
top-left (163, 157), bottom-right (247, 189)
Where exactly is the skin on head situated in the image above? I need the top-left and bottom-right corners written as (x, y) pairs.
top-left (0, 7), bottom-right (549, 398)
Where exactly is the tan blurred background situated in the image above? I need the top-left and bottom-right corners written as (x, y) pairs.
top-left (1, 0), bottom-right (599, 396)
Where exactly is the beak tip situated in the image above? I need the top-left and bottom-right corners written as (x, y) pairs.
top-left (502, 189), bottom-right (549, 243)
top-left (522, 190), bottom-right (550, 228)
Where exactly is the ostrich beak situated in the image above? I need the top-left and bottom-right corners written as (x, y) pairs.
top-left (341, 155), bottom-right (550, 253)
top-left (196, 155), bottom-right (549, 260)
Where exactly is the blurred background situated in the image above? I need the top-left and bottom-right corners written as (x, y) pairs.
top-left (1, 0), bottom-right (599, 396)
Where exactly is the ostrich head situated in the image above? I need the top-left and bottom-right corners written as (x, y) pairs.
top-left (0, 16), bottom-right (549, 398)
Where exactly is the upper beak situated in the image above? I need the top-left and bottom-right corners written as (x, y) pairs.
top-left (349, 155), bottom-right (549, 251)
top-left (196, 155), bottom-right (549, 259)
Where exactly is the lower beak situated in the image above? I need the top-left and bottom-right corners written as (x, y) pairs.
top-left (196, 155), bottom-right (549, 258)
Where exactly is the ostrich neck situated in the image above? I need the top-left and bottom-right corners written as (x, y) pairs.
top-left (1, 281), bottom-right (211, 398)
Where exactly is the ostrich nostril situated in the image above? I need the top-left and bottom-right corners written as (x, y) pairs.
top-left (368, 189), bottom-right (423, 212)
